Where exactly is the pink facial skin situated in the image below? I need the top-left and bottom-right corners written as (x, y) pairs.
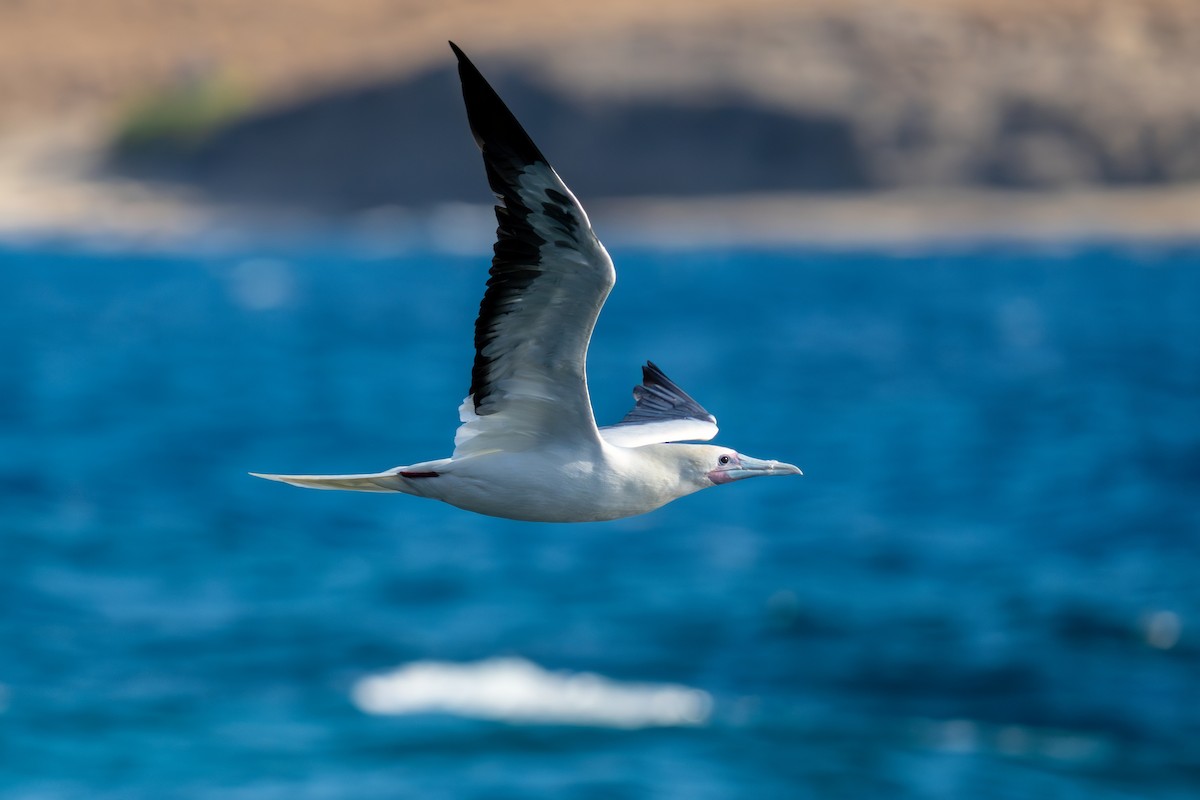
top-left (707, 454), bottom-right (741, 484)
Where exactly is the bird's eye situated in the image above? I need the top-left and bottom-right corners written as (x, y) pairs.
top-left (718, 455), bottom-right (732, 466)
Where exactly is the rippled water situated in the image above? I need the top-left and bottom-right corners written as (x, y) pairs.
top-left (2, 239), bottom-right (1198, 798)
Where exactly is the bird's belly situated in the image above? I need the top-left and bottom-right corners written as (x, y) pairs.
top-left (429, 452), bottom-right (661, 523)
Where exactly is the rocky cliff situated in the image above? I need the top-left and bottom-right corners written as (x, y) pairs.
top-left (4, 0), bottom-right (1199, 215)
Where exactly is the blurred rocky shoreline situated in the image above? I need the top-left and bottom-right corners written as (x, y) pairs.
top-left (2, 0), bottom-right (1198, 245)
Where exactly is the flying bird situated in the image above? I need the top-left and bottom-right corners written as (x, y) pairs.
top-left (252, 42), bottom-right (801, 522)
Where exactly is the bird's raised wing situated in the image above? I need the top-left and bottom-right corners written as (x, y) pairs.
top-left (449, 43), bottom-right (616, 458)
top-left (599, 362), bottom-right (719, 448)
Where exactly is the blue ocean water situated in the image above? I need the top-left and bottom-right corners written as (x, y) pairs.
top-left (1, 239), bottom-right (1198, 798)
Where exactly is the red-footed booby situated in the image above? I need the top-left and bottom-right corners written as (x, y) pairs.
top-left (252, 42), bottom-right (801, 522)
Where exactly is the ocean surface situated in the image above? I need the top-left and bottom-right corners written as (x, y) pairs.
top-left (1, 238), bottom-right (1198, 798)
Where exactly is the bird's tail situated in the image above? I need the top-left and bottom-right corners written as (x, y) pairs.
top-left (250, 459), bottom-right (448, 494)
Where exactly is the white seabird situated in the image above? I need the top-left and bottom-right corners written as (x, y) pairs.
top-left (252, 42), bottom-right (801, 522)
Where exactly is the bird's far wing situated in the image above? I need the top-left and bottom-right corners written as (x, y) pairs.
top-left (449, 42), bottom-right (616, 458)
top-left (599, 362), bottom-right (719, 447)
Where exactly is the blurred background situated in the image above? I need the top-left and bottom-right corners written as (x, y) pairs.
top-left (1, 1), bottom-right (1198, 798)
top-left (3, 0), bottom-right (1200, 241)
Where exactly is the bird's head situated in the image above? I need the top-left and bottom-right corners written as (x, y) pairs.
top-left (670, 444), bottom-right (802, 489)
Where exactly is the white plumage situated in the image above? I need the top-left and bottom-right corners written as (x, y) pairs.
top-left (252, 43), bottom-right (801, 522)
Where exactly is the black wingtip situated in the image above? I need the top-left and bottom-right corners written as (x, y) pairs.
top-left (449, 41), bottom-right (546, 168)
top-left (622, 361), bottom-right (718, 426)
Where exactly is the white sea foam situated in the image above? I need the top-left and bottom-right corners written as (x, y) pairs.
top-left (352, 657), bottom-right (712, 729)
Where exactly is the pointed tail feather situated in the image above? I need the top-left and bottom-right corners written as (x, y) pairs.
top-left (250, 470), bottom-right (413, 493)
